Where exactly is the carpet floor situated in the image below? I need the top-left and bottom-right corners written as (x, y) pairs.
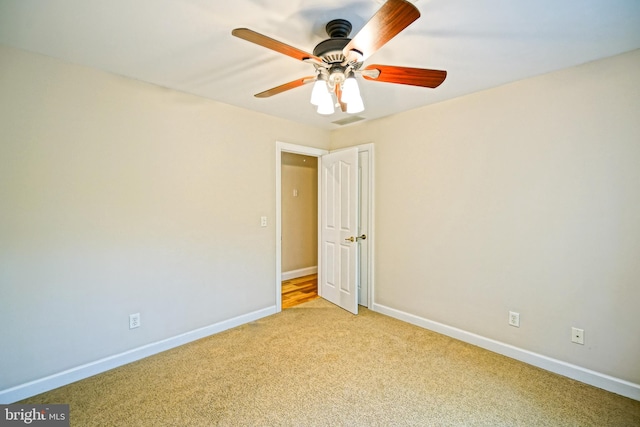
top-left (21, 298), bottom-right (640, 426)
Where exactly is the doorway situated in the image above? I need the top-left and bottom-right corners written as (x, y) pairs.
top-left (281, 273), bottom-right (318, 309)
top-left (281, 152), bottom-right (319, 309)
top-left (275, 141), bottom-right (374, 313)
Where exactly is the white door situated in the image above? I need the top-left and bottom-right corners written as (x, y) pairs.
top-left (320, 147), bottom-right (359, 314)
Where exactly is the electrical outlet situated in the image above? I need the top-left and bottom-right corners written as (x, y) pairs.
top-left (508, 311), bottom-right (520, 327)
top-left (260, 216), bottom-right (267, 227)
top-left (571, 327), bottom-right (584, 345)
top-left (129, 313), bottom-right (141, 329)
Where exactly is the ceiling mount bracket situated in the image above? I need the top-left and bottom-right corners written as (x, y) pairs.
top-left (326, 19), bottom-right (352, 38)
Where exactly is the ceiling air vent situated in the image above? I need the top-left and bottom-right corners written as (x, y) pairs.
top-left (332, 115), bottom-right (366, 126)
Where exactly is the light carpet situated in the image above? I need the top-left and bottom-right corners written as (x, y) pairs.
top-left (21, 298), bottom-right (640, 426)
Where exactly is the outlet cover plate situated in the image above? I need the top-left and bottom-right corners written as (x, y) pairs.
top-left (129, 313), bottom-right (141, 329)
top-left (508, 311), bottom-right (520, 327)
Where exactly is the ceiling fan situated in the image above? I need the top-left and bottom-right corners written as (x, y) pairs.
top-left (232, 0), bottom-right (446, 115)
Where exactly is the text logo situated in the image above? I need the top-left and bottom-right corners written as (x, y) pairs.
top-left (0, 405), bottom-right (69, 427)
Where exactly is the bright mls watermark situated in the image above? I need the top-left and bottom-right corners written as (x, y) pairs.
top-left (0, 405), bottom-right (69, 426)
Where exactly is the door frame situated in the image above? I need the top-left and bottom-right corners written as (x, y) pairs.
top-left (275, 141), bottom-right (375, 313)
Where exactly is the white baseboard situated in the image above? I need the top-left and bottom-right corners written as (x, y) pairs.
top-left (281, 266), bottom-right (317, 281)
top-left (0, 306), bottom-right (276, 404)
top-left (372, 303), bottom-right (640, 401)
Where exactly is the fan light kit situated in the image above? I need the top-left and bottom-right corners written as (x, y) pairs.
top-left (232, 0), bottom-right (446, 116)
top-left (310, 69), bottom-right (364, 115)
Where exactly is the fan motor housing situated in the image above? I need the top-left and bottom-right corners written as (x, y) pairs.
top-left (313, 38), bottom-right (350, 63)
top-left (313, 19), bottom-right (356, 64)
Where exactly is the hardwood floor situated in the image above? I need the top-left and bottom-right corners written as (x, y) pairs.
top-left (282, 274), bottom-right (318, 309)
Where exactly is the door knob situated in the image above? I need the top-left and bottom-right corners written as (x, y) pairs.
top-left (345, 234), bottom-right (366, 243)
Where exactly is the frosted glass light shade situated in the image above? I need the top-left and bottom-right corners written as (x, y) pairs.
top-left (342, 77), bottom-right (361, 104)
top-left (310, 80), bottom-right (329, 106)
top-left (316, 94), bottom-right (335, 115)
top-left (346, 95), bottom-right (364, 114)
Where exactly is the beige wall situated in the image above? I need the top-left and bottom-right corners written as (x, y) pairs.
top-left (331, 49), bottom-right (640, 384)
top-left (281, 153), bottom-right (318, 273)
top-left (2, 41), bottom-right (639, 397)
top-left (0, 45), bottom-right (329, 390)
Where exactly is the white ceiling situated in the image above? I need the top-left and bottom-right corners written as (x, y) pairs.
top-left (1, 0), bottom-right (639, 129)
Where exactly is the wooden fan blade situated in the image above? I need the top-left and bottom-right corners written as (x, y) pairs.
top-left (254, 76), bottom-right (316, 98)
top-left (362, 64), bottom-right (447, 88)
top-left (232, 28), bottom-right (322, 63)
top-left (342, 0), bottom-right (420, 62)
